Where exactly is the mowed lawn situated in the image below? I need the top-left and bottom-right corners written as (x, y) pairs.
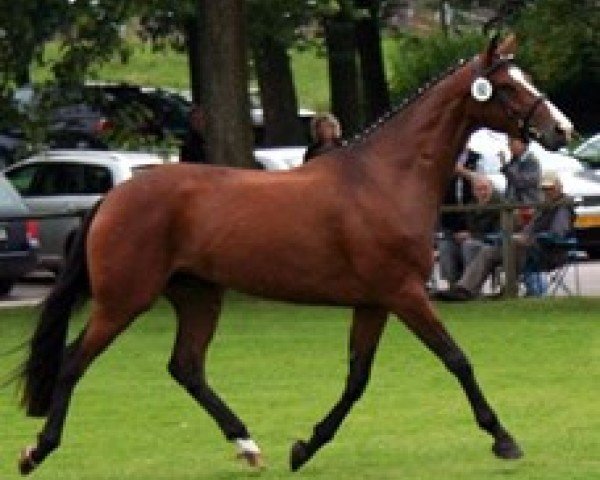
top-left (0, 295), bottom-right (598, 480)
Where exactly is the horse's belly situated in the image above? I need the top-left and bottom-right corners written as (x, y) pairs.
top-left (186, 243), bottom-right (365, 305)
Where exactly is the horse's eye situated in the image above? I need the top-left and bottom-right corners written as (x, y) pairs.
top-left (496, 84), bottom-right (518, 98)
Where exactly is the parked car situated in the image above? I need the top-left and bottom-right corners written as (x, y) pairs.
top-left (11, 83), bottom-right (187, 154)
top-left (0, 174), bottom-right (39, 296)
top-left (3, 150), bottom-right (168, 272)
top-left (254, 147), bottom-right (306, 170)
top-left (467, 129), bottom-right (600, 256)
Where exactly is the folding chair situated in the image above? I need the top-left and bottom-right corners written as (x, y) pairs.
top-left (533, 235), bottom-right (587, 296)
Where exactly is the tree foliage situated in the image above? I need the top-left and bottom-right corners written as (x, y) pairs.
top-left (390, 30), bottom-right (485, 99)
top-left (512, 0), bottom-right (599, 132)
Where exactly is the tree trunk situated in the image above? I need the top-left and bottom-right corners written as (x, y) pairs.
top-left (253, 36), bottom-right (306, 146)
top-left (196, 0), bottom-right (253, 167)
top-left (324, 14), bottom-right (363, 137)
top-left (355, 0), bottom-right (390, 123)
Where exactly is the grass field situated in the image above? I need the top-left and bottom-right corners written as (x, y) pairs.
top-left (1, 295), bottom-right (599, 479)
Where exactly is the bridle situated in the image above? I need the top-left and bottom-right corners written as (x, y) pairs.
top-left (472, 55), bottom-right (546, 141)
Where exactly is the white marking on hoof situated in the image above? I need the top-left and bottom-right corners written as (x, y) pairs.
top-left (19, 446), bottom-right (38, 475)
top-left (235, 438), bottom-right (265, 469)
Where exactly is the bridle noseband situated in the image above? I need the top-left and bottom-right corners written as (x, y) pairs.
top-left (472, 55), bottom-right (546, 141)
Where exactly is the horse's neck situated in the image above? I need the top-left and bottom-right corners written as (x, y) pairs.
top-left (360, 71), bottom-right (475, 201)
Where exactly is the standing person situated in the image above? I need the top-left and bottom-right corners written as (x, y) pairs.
top-left (501, 136), bottom-right (541, 204)
top-left (180, 104), bottom-right (208, 163)
top-left (437, 148), bottom-right (480, 287)
top-left (303, 113), bottom-right (344, 162)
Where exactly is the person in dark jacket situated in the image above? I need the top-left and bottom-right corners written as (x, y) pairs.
top-left (303, 113), bottom-right (344, 162)
top-left (180, 104), bottom-right (208, 163)
top-left (501, 136), bottom-right (541, 204)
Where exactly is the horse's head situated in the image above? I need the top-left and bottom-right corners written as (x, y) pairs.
top-left (466, 34), bottom-right (573, 150)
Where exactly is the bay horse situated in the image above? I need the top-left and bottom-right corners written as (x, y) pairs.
top-left (18, 35), bottom-right (573, 475)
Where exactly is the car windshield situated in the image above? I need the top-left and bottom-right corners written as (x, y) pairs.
top-left (574, 135), bottom-right (600, 167)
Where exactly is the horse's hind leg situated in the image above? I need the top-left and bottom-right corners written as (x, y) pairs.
top-left (290, 306), bottom-right (387, 471)
top-left (165, 276), bottom-right (262, 468)
top-left (392, 286), bottom-right (522, 460)
top-left (19, 304), bottom-right (133, 475)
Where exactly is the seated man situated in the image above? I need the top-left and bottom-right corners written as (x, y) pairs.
top-left (438, 176), bottom-right (503, 290)
top-left (463, 176), bottom-right (505, 263)
top-left (440, 171), bottom-right (573, 300)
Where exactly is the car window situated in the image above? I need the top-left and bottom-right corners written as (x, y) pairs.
top-left (8, 162), bottom-right (113, 196)
top-left (4, 165), bottom-right (38, 195)
top-left (0, 175), bottom-right (28, 212)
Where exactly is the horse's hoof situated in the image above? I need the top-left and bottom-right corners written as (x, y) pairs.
top-left (236, 451), bottom-right (266, 469)
top-left (493, 438), bottom-right (523, 460)
top-left (290, 440), bottom-right (312, 472)
top-left (18, 446), bottom-right (38, 476)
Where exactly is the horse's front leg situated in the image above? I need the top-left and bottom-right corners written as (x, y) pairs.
top-left (290, 306), bottom-right (387, 471)
top-left (391, 285), bottom-right (523, 460)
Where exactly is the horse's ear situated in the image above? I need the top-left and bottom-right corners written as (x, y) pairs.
top-left (496, 33), bottom-right (518, 56)
top-left (482, 33), bottom-right (500, 67)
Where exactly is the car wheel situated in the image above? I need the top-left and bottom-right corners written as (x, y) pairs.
top-left (0, 280), bottom-right (15, 297)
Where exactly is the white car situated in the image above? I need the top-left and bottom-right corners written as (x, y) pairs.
top-left (467, 129), bottom-right (600, 256)
top-left (3, 150), bottom-right (170, 272)
top-left (254, 147), bottom-right (306, 171)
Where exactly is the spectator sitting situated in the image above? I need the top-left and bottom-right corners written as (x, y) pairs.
top-left (463, 176), bottom-right (505, 261)
top-left (517, 170), bottom-right (574, 296)
top-left (303, 113), bottom-right (344, 162)
top-left (438, 175), bottom-right (503, 291)
top-left (438, 170), bottom-right (573, 301)
top-left (180, 104), bottom-right (208, 163)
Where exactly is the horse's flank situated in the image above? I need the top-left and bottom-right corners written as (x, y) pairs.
top-left (89, 160), bottom-right (422, 307)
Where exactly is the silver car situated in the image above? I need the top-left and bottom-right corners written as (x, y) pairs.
top-left (3, 150), bottom-right (168, 272)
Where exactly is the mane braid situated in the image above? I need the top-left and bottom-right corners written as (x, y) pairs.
top-left (348, 58), bottom-right (467, 144)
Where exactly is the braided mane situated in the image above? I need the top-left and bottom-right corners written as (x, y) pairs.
top-left (349, 58), bottom-right (469, 144)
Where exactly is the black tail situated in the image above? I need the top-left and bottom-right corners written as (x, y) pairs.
top-left (20, 203), bottom-right (101, 417)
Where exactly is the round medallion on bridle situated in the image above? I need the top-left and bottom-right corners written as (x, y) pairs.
top-left (471, 77), bottom-right (493, 102)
